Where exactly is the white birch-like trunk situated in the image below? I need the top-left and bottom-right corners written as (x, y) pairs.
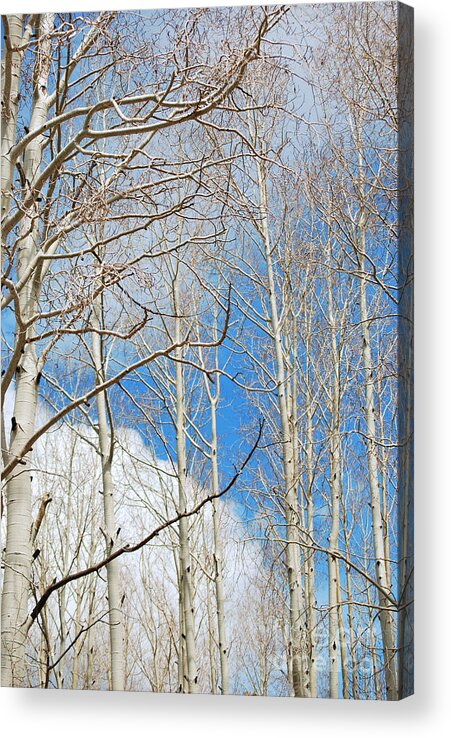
top-left (71, 577), bottom-right (82, 690)
top-left (1, 14), bottom-right (32, 221)
top-left (303, 299), bottom-right (317, 697)
top-left (201, 329), bottom-right (229, 695)
top-left (343, 515), bottom-right (359, 699)
top-left (354, 126), bottom-right (397, 698)
top-left (327, 238), bottom-right (341, 699)
top-left (376, 378), bottom-right (392, 591)
top-left (1, 14), bottom-right (53, 687)
top-left (356, 227), bottom-right (397, 699)
top-left (91, 290), bottom-right (125, 691)
top-left (56, 444), bottom-right (77, 686)
top-left (1, 342), bottom-right (38, 686)
top-left (173, 266), bottom-right (199, 693)
top-left (288, 312), bottom-right (316, 697)
top-left (177, 584), bottom-right (185, 692)
top-left (304, 406), bottom-right (317, 697)
top-left (205, 573), bottom-right (217, 694)
top-left (337, 579), bottom-right (349, 699)
top-left (257, 161), bottom-right (307, 698)
top-left (327, 435), bottom-right (340, 699)
top-left (209, 391), bottom-right (229, 695)
top-left (364, 568), bottom-right (381, 700)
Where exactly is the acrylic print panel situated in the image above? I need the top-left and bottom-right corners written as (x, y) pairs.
top-left (1, 2), bottom-right (413, 699)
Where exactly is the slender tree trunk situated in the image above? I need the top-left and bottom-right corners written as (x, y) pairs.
top-left (342, 511), bottom-right (359, 699)
top-left (173, 264), bottom-right (199, 693)
top-left (365, 585), bottom-right (381, 700)
top-left (257, 160), bottom-right (307, 697)
top-left (326, 235), bottom-right (342, 698)
top-left (1, 14), bottom-right (33, 221)
top-left (56, 444), bottom-right (77, 686)
top-left (376, 380), bottom-right (391, 591)
top-left (1, 15), bottom-right (54, 686)
top-left (336, 573), bottom-right (349, 699)
top-left (91, 289), bottom-right (125, 691)
top-left (84, 584), bottom-right (97, 690)
top-left (1, 341), bottom-right (38, 686)
top-left (71, 578), bottom-right (82, 690)
top-left (355, 135), bottom-right (397, 699)
top-left (303, 309), bottom-right (317, 697)
top-left (205, 575), bottom-right (217, 694)
top-left (204, 349), bottom-right (229, 695)
top-left (356, 238), bottom-right (397, 699)
top-left (177, 583), bottom-right (185, 692)
top-left (288, 311), bottom-right (316, 697)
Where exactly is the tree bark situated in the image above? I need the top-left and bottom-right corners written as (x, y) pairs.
top-left (257, 160), bottom-right (308, 698)
top-left (356, 224), bottom-right (397, 699)
top-left (327, 235), bottom-right (341, 699)
top-left (173, 263), bottom-right (199, 694)
top-left (91, 288), bottom-right (125, 691)
top-left (1, 14), bottom-right (54, 687)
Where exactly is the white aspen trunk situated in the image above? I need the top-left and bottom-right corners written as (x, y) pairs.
top-left (288, 313), bottom-right (316, 697)
top-left (304, 409), bottom-right (317, 697)
top-left (210, 411), bottom-right (229, 694)
top-left (343, 519), bottom-right (359, 699)
top-left (91, 289), bottom-right (125, 691)
top-left (286, 620), bottom-right (294, 690)
top-left (173, 266), bottom-right (199, 694)
top-left (327, 237), bottom-right (341, 699)
top-left (355, 132), bottom-right (397, 699)
top-left (71, 578), bottom-right (82, 690)
top-left (177, 585), bottom-right (185, 692)
top-left (1, 341), bottom-right (38, 686)
top-left (38, 626), bottom-right (47, 688)
top-left (205, 574), bottom-right (217, 694)
top-left (356, 238), bottom-right (397, 699)
top-left (84, 584), bottom-right (97, 690)
top-left (36, 503), bottom-right (62, 689)
top-left (303, 315), bottom-right (317, 697)
top-left (327, 427), bottom-right (340, 698)
top-left (336, 575), bottom-right (349, 699)
top-left (377, 380), bottom-right (391, 591)
top-left (1, 14), bottom-right (33, 221)
top-left (38, 557), bottom-right (49, 688)
top-left (203, 345), bottom-right (229, 695)
top-left (1, 15), bottom-right (54, 687)
top-left (86, 637), bottom-right (94, 690)
top-left (257, 161), bottom-right (307, 698)
top-left (56, 444), bottom-right (76, 686)
top-left (366, 586), bottom-right (381, 700)
top-left (82, 495), bottom-right (98, 690)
